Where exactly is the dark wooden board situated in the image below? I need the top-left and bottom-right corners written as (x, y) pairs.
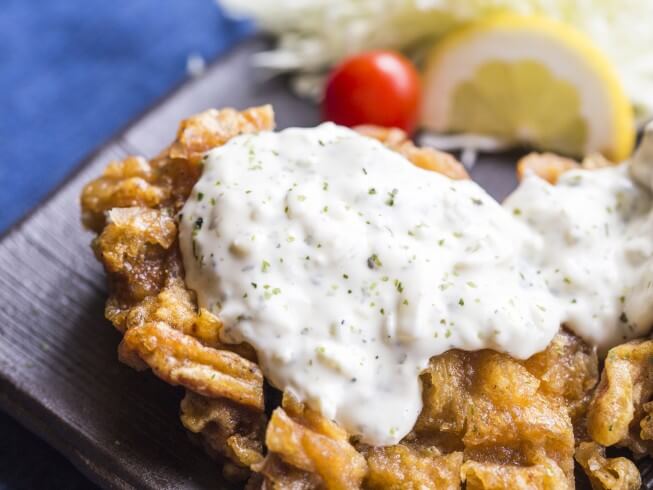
top-left (1, 36), bottom-right (643, 489)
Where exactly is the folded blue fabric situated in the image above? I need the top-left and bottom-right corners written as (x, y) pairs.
top-left (0, 0), bottom-right (252, 232)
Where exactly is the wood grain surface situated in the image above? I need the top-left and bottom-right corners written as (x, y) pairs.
top-left (1, 37), bottom-right (647, 489)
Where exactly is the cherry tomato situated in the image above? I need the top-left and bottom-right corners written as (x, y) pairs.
top-left (322, 50), bottom-right (421, 133)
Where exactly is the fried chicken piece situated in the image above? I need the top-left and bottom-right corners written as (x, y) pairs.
top-left (517, 153), bottom-right (579, 183)
top-left (81, 107), bottom-right (613, 488)
top-left (355, 125), bottom-right (469, 180)
top-left (120, 322), bottom-right (264, 410)
top-left (575, 442), bottom-right (641, 490)
top-left (181, 391), bottom-right (266, 481)
top-left (587, 339), bottom-right (653, 455)
top-left (262, 394), bottom-right (367, 490)
top-left (363, 444), bottom-right (463, 489)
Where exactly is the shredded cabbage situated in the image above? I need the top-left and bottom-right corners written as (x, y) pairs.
top-left (220, 0), bottom-right (653, 119)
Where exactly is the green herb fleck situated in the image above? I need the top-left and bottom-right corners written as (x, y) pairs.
top-left (385, 188), bottom-right (398, 206)
top-left (367, 254), bottom-right (383, 269)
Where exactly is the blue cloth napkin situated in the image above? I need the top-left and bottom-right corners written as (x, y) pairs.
top-left (0, 1), bottom-right (250, 488)
top-left (0, 0), bottom-right (251, 232)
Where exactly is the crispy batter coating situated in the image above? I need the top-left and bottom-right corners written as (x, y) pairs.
top-left (412, 343), bottom-right (577, 487)
top-left (168, 107), bottom-right (275, 165)
top-left (81, 106), bottom-right (647, 488)
top-left (105, 276), bottom-right (195, 333)
top-left (81, 106), bottom-right (274, 232)
top-left (120, 321), bottom-right (264, 410)
top-left (363, 444), bottom-right (463, 489)
top-left (354, 125), bottom-right (470, 180)
top-left (93, 207), bottom-right (179, 302)
top-left (181, 391), bottom-right (266, 480)
top-left (587, 339), bottom-right (653, 455)
top-left (517, 152), bottom-right (613, 184)
top-left (462, 454), bottom-right (568, 490)
top-left (523, 329), bottom-right (598, 426)
top-left (517, 152), bottom-right (579, 183)
top-left (81, 156), bottom-right (169, 232)
top-left (249, 454), bottom-right (322, 489)
top-left (575, 442), bottom-right (641, 490)
top-left (261, 394), bottom-right (367, 490)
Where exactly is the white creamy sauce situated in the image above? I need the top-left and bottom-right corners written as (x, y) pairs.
top-left (505, 163), bottom-right (653, 352)
top-left (179, 123), bottom-right (653, 446)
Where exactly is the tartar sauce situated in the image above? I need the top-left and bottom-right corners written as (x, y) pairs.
top-left (179, 123), bottom-right (653, 446)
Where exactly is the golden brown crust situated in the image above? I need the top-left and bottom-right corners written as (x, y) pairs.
top-left (80, 106), bottom-right (642, 488)
top-left (461, 455), bottom-right (568, 490)
top-left (181, 391), bottom-right (266, 478)
top-left (516, 151), bottom-right (614, 184)
top-left (120, 322), bottom-right (264, 410)
top-left (523, 329), bottom-right (598, 426)
top-left (93, 207), bottom-right (180, 303)
top-left (587, 339), bottom-right (653, 455)
top-left (354, 125), bottom-right (470, 180)
top-left (516, 152), bottom-right (579, 183)
top-left (412, 345), bottom-right (577, 486)
top-left (81, 156), bottom-right (168, 232)
top-left (255, 393), bottom-right (367, 489)
top-left (363, 445), bottom-right (463, 489)
top-left (575, 442), bottom-right (641, 490)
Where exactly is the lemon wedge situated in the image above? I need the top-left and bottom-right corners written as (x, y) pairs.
top-left (421, 13), bottom-right (635, 161)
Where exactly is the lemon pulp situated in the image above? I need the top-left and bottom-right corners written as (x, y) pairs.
top-left (422, 14), bottom-right (634, 161)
